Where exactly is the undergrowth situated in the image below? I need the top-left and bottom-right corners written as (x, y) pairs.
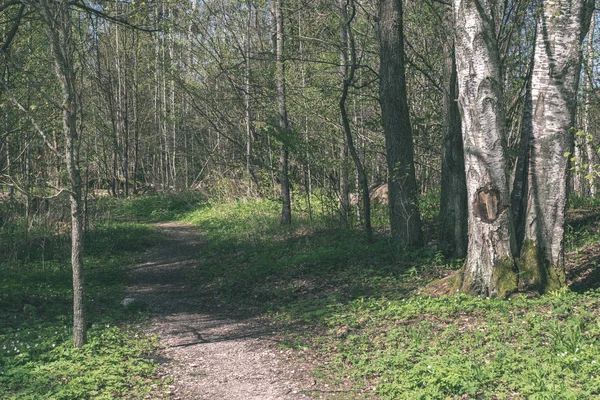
top-left (174, 195), bottom-right (600, 399)
top-left (6, 191), bottom-right (600, 399)
top-left (0, 219), bottom-right (166, 399)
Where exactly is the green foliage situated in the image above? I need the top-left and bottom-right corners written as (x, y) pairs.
top-left (115, 192), bottom-right (208, 222)
top-left (568, 194), bottom-right (600, 210)
top-left (177, 197), bottom-right (600, 399)
top-left (180, 198), bottom-right (435, 315)
top-left (308, 292), bottom-right (600, 399)
top-left (0, 221), bottom-right (165, 399)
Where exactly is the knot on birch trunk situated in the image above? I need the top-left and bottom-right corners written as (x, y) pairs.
top-left (473, 186), bottom-right (503, 223)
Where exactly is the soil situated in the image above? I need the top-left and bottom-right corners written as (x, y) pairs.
top-left (126, 222), bottom-right (317, 400)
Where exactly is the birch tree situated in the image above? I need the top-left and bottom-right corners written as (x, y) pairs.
top-left (452, 0), bottom-right (517, 296)
top-left (517, 0), bottom-right (595, 292)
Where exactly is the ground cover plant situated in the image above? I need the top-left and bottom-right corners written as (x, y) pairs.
top-left (172, 195), bottom-right (600, 399)
top-left (5, 191), bottom-right (600, 399)
top-left (0, 215), bottom-right (167, 399)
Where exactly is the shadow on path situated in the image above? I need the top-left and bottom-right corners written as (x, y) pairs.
top-left (127, 222), bottom-right (315, 400)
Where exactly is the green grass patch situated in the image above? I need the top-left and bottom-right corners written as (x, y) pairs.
top-left (114, 192), bottom-right (208, 222)
top-left (0, 221), bottom-right (166, 399)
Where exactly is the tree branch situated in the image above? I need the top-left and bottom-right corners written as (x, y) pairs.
top-left (68, 0), bottom-right (158, 32)
top-left (0, 83), bottom-right (63, 158)
top-left (1, 3), bottom-right (24, 51)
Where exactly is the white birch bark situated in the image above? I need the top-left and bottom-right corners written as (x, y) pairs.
top-left (453, 0), bottom-right (516, 296)
top-left (584, 15), bottom-right (597, 197)
top-left (521, 0), bottom-right (594, 291)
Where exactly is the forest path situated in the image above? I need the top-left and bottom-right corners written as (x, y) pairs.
top-left (126, 222), bottom-right (314, 400)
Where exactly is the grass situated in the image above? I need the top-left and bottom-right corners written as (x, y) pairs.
top-left (0, 219), bottom-right (167, 399)
top-left (172, 194), bottom-right (600, 399)
top-left (114, 191), bottom-right (208, 222)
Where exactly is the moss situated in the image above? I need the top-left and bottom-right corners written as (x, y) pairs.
top-left (459, 265), bottom-right (476, 294)
top-left (430, 256), bottom-right (518, 298)
top-left (517, 239), bottom-right (566, 294)
top-left (545, 263), bottom-right (566, 293)
top-left (425, 269), bottom-right (463, 297)
top-left (492, 256), bottom-right (518, 298)
top-left (517, 240), bottom-right (542, 292)
top-left (448, 268), bottom-right (465, 294)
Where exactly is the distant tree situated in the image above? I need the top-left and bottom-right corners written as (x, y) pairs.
top-left (274, 0), bottom-right (292, 224)
top-left (438, 44), bottom-right (467, 259)
top-left (339, 0), bottom-right (372, 241)
top-left (378, 0), bottom-right (423, 248)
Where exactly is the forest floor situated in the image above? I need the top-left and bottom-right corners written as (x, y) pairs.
top-left (126, 222), bottom-right (317, 400)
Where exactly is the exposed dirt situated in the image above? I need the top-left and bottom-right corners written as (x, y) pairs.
top-left (126, 222), bottom-right (316, 399)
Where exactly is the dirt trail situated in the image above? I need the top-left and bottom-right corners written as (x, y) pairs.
top-left (127, 222), bottom-right (315, 400)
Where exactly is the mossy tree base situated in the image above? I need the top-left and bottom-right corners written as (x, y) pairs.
top-left (433, 241), bottom-right (566, 298)
top-left (517, 239), bottom-right (565, 294)
top-left (448, 256), bottom-right (518, 298)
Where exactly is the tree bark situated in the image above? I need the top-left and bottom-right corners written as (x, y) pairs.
top-left (519, 0), bottom-right (594, 293)
top-left (439, 44), bottom-right (468, 259)
top-left (39, 0), bottom-right (86, 347)
top-left (584, 14), bottom-right (597, 197)
top-left (378, 0), bottom-right (423, 248)
top-left (511, 48), bottom-right (535, 254)
top-left (340, 0), bottom-right (372, 241)
top-left (275, 0), bottom-right (291, 224)
top-left (453, 0), bottom-right (517, 297)
top-left (338, 0), bottom-right (350, 226)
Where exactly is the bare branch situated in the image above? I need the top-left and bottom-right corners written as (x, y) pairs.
top-left (68, 0), bottom-right (158, 33)
top-left (1, 3), bottom-right (24, 51)
top-left (0, 84), bottom-right (63, 158)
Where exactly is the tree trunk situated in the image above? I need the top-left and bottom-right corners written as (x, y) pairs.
top-left (378, 0), bottom-right (423, 248)
top-left (453, 0), bottom-right (517, 297)
top-left (340, 0), bottom-right (372, 241)
top-left (338, 0), bottom-right (350, 226)
top-left (439, 44), bottom-right (468, 259)
top-left (275, 0), bottom-right (291, 224)
top-left (39, 0), bottom-right (86, 347)
top-left (584, 14), bottom-right (597, 197)
top-left (519, 0), bottom-right (594, 293)
top-left (511, 49), bottom-right (535, 253)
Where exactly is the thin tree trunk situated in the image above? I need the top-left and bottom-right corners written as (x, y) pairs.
top-left (438, 45), bottom-right (467, 259)
top-left (519, 0), bottom-right (595, 293)
top-left (338, 0), bottom-right (350, 226)
top-left (378, 0), bottom-right (423, 248)
top-left (245, 0), bottom-right (253, 194)
top-left (340, 0), bottom-right (371, 241)
top-left (452, 0), bottom-right (517, 297)
top-left (298, 13), bottom-right (312, 221)
top-left (40, 0), bottom-right (86, 347)
top-left (133, 38), bottom-right (140, 194)
top-left (275, 0), bottom-right (291, 224)
top-left (584, 15), bottom-right (597, 197)
top-left (511, 48), bottom-right (535, 253)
